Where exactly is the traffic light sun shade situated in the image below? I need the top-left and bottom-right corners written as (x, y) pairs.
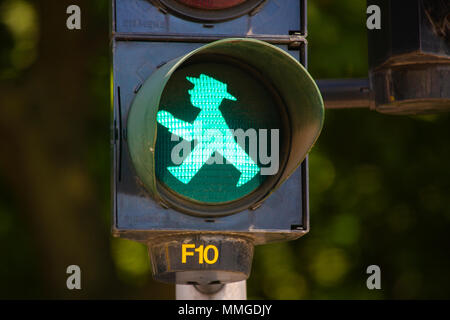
top-left (127, 38), bottom-right (324, 216)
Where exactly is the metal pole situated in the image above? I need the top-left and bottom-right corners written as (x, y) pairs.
top-left (176, 280), bottom-right (247, 300)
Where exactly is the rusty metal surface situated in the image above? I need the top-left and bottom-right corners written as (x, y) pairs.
top-left (112, 40), bottom-right (308, 245)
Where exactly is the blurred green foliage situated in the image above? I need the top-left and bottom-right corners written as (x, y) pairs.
top-left (0, 0), bottom-right (449, 299)
top-left (0, 0), bottom-right (39, 78)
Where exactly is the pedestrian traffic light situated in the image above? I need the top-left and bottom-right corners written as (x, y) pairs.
top-left (367, 0), bottom-right (450, 114)
top-left (127, 38), bottom-right (323, 216)
top-left (112, 0), bottom-right (323, 285)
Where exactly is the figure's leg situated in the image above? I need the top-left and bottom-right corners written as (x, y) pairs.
top-left (222, 135), bottom-right (260, 187)
top-left (167, 142), bottom-right (213, 184)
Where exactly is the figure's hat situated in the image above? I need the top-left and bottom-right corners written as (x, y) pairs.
top-left (187, 74), bottom-right (237, 101)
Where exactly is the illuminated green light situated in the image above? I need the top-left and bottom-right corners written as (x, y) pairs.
top-left (157, 74), bottom-right (260, 187)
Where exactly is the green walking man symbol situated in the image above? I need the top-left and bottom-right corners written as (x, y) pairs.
top-left (157, 74), bottom-right (260, 187)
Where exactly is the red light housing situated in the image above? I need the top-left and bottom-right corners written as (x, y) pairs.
top-left (176, 0), bottom-right (247, 10)
top-left (157, 0), bottom-right (266, 22)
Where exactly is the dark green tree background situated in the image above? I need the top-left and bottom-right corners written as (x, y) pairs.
top-left (0, 0), bottom-right (449, 299)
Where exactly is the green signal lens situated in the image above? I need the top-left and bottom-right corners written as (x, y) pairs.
top-left (155, 56), bottom-right (289, 204)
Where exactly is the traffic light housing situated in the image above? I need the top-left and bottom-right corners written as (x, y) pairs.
top-left (127, 38), bottom-right (323, 216)
top-left (111, 0), bottom-right (323, 285)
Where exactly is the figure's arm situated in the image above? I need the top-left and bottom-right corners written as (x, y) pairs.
top-left (157, 110), bottom-right (194, 141)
